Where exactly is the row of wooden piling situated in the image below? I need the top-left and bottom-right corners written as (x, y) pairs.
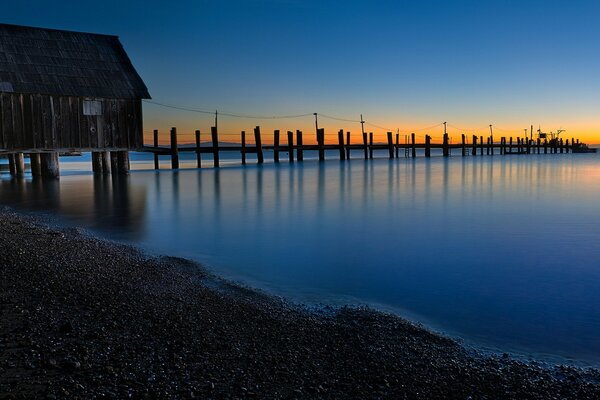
top-left (91, 151), bottom-right (131, 175)
top-left (147, 127), bottom-right (584, 169)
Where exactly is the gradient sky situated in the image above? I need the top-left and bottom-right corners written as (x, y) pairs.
top-left (3, 0), bottom-right (600, 143)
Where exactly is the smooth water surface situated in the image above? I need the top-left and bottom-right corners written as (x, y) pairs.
top-left (2, 152), bottom-right (600, 366)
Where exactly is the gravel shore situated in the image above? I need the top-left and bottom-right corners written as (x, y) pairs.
top-left (1, 209), bottom-right (599, 399)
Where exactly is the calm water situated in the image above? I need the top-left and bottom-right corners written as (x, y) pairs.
top-left (2, 151), bottom-right (600, 366)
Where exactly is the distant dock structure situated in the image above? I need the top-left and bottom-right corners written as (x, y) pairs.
top-left (144, 124), bottom-right (595, 170)
top-left (0, 23), bottom-right (150, 178)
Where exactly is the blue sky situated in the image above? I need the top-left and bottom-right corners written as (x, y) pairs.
top-left (3, 0), bottom-right (600, 141)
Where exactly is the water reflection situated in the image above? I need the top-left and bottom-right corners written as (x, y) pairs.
top-left (1, 154), bottom-right (600, 366)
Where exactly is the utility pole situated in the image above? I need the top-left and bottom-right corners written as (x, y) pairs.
top-left (360, 114), bottom-right (365, 138)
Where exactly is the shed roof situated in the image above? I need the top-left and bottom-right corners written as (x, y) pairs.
top-left (0, 23), bottom-right (150, 99)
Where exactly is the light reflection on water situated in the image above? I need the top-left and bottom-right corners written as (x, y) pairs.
top-left (1, 152), bottom-right (600, 366)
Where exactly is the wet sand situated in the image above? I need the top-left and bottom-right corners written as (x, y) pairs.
top-left (1, 209), bottom-right (599, 399)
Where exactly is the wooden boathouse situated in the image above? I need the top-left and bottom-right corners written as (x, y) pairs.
top-left (0, 23), bottom-right (150, 177)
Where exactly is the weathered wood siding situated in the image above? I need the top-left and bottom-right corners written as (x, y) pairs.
top-left (0, 93), bottom-right (142, 151)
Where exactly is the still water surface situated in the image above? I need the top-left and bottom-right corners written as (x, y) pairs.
top-left (2, 151), bottom-right (600, 366)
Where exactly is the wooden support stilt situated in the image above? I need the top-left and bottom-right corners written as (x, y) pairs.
top-left (369, 132), bottom-right (374, 159)
top-left (490, 135), bottom-right (494, 156)
top-left (479, 135), bottom-right (484, 156)
top-left (318, 128), bottom-right (325, 161)
top-left (101, 151), bottom-right (111, 174)
top-left (255, 126), bottom-right (264, 164)
top-left (274, 129), bottom-right (280, 163)
top-left (117, 151), bottom-right (130, 174)
top-left (287, 131), bottom-right (294, 163)
top-left (14, 153), bottom-right (25, 176)
top-left (211, 126), bottom-right (220, 168)
top-left (170, 127), bottom-right (179, 169)
top-left (425, 135), bottom-right (431, 157)
top-left (362, 131), bottom-right (368, 159)
top-left (560, 138), bottom-right (564, 153)
top-left (153, 129), bottom-right (159, 170)
top-left (110, 151), bottom-right (118, 173)
top-left (395, 133), bottom-right (399, 158)
top-left (411, 133), bottom-right (416, 158)
top-left (241, 131), bottom-right (246, 165)
top-left (461, 134), bottom-right (466, 156)
top-left (387, 132), bottom-right (394, 159)
top-left (8, 154), bottom-right (16, 176)
top-left (30, 153), bottom-right (41, 177)
top-left (296, 130), bottom-right (303, 161)
top-left (40, 152), bottom-right (59, 178)
top-left (509, 137), bottom-right (513, 154)
top-left (92, 152), bottom-right (103, 174)
top-left (338, 129), bottom-right (346, 160)
top-left (565, 139), bottom-right (569, 154)
top-left (472, 135), bottom-right (477, 156)
top-left (537, 138), bottom-right (541, 154)
top-left (346, 132), bottom-right (351, 160)
top-left (442, 133), bottom-right (449, 157)
top-left (544, 139), bottom-right (548, 154)
top-left (195, 130), bottom-right (202, 168)
top-left (486, 137), bottom-right (490, 155)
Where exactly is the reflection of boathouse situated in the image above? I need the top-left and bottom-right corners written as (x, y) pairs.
top-left (0, 23), bottom-right (150, 177)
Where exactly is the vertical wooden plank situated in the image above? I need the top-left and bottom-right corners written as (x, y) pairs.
top-left (211, 126), bottom-right (220, 167)
top-left (255, 126), bottom-right (264, 164)
top-left (362, 131), bottom-right (368, 159)
top-left (443, 133), bottom-right (449, 157)
top-left (387, 132), bottom-right (394, 159)
top-left (170, 127), bottom-right (179, 169)
top-left (318, 128), bottom-right (325, 161)
top-left (195, 129), bottom-right (202, 168)
top-left (287, 130), bottom-right (294, 163)
top-left (241, 130), bottom-right (246, 165)
top-left (346, 131), bottom-right (351, 160)
top-left (338, 129), bottom-right (346, 160)
top-left (2, 93), bottom-right (13, 150)
top-left (153, 129), bottom-right (159, 169)
top-left (425, 135), bottom-right (431, 157)
top-left (296, 130), bottom-right (303, 161)
top-left (22, 95), bottom-right (33, 150)
top-left (274, 129), bottom-right (280, 163)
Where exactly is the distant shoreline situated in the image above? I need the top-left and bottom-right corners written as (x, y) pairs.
top-left (1, 208), bottom-right (599, 398)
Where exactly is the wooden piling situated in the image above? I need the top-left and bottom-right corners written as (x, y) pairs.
top-left (537, 138), bottom-right (541, 154)
top-left (544, 139), bottom-right (548, 154)
top-left (40, 152), bottom-right (59, 179)
top-left (338, 129), bottom-right (346, 160)
top-left (153, 129), bottom-right (159, 170)
top-left (490, 135), bottom-right (494, 156)
top-left (7, 154), bottom-right (16, 176)
top-left (479, 135), bottom-right (484, 156)
top-left (387, 132), bottom-right (394, 159)
top-left (442, 133), bottom-right (449, 157)
top-left (565, 139), bottom-right (569, 154)
top-left (317, 128), bottom-right (325, 161)
top-left (362, 131), bottom-right (368, 159)
top-left (255, 126), bottom-right (264, 164)
top-left (296, 130), bottom-right (303, 161)
top-left (411, 133), bottom-right (416, 158)
top-left (395, 133), bottom-right (399, 158)
top-left (211, 126), bottom-right (220, 168)
top-left (117, 151), bottom-right (130, 174)
top-left (241, 131), bottom-right (246, 165)
top-left (14, 153), bottom-right (25, 176)
top-left (425, 135), bottom-right (431, 157)
top-left (560, 138), bottom-right (564, 153)
top-left (472, 135), bottom-right (477, 156)
top-left (195, 130), bottom-right (202, 168)
top-left (346, 132), bottom-right (351, 160)
top-left (461, 134), bottom-right (466, 156)
top-left (369, 132), bottom-right (374, 159)
top-left (101, 151), bottom-right (111, 174)
top-left (110, 151), bottom-right (118, 173)
top-left (92, 152), bottom-right (103, 174)
top-left (274, 129), bottom-right (280, 163)
top-left (29, 153), bottom-right (41, 177)
top-left (287, 131), bottom-right (294, 163)
top-left (486, 137), bottom-right (490, 156)
top-left (170, 127), bottom-right (179, 170)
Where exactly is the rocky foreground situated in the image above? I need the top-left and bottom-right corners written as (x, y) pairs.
top-left (1, 210), bottom-right (599, 399)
